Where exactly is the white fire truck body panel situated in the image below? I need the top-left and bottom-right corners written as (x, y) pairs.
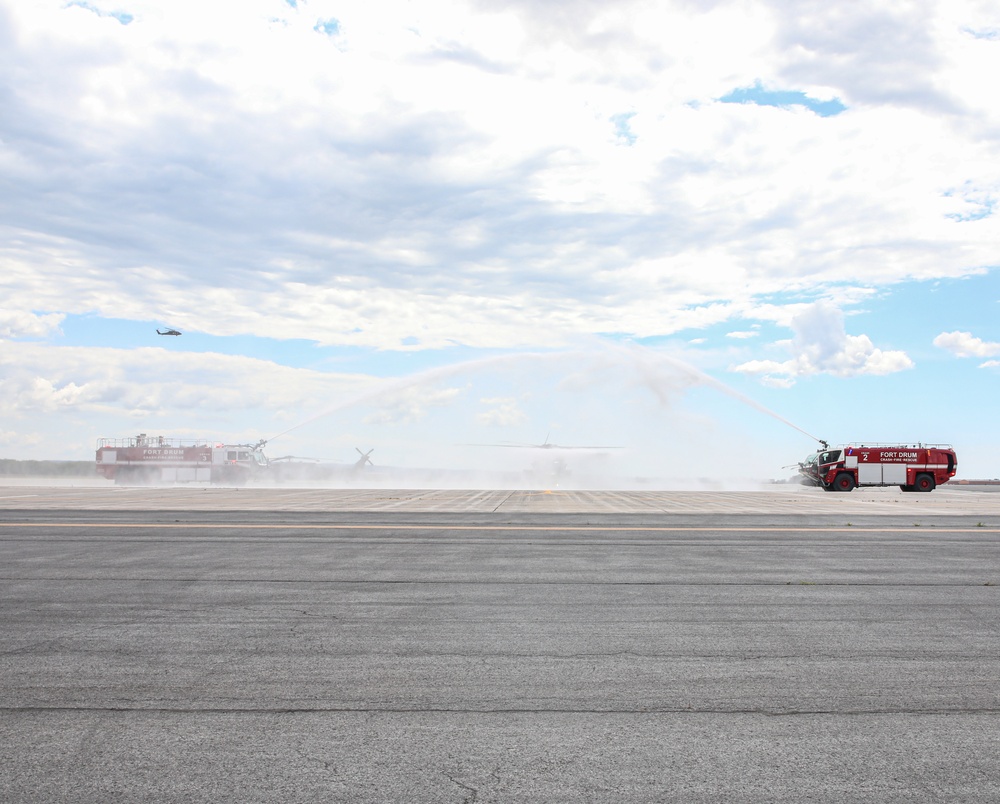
top-left (857, 463), bottom-right (881, 484)
top-left (882, 463), bottom-right (908, 484)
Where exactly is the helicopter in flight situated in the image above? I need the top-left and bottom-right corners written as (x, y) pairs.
top-left (156, 328), bottom-right (182, 336)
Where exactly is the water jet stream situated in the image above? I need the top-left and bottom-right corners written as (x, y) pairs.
top-left (265, 345), bottom-right (823, 448)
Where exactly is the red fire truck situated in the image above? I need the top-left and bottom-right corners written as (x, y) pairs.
top-left (798, 443), bottom-right (957, 492)
top-left (96, 434), bottom-right (269, 485)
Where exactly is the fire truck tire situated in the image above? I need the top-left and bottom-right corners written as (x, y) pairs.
top-left (833, 473), bottom-right (855, 492)
top-left (899, 485), bottom-right (915, 492)
top-left (914, 473), bottom-right (936, 493)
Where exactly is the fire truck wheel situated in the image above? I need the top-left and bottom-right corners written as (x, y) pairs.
top-left (914, 473), bottom-right (936, 493)
top-left (833, 473), bottom-right (855, 492)
top-left (899, 485), bottom-right (915, 492)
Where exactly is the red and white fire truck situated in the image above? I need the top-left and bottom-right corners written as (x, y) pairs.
top-left (798, 443), bottom-right (957, 492)
top-left (96, 434), bottom-right (269, 485)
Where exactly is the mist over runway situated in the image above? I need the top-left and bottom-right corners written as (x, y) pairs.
top-left (4, 483), bottom-right (1000, 516)
top-left (3, 487), bottom-right (1000, 800)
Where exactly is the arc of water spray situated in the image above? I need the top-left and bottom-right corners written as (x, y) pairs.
top-left (266, 351), bottom-right (590, 444)
top-left (618, 346), bottom-right (825, 445)
top-left (265, 345), bottom-right (825, 447)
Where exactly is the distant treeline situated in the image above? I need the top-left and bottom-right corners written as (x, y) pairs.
top-left (0, 460), bottom-right (96, 477)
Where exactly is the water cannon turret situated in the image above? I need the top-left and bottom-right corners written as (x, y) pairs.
top-left (818, 439), bottom-right (829, 450)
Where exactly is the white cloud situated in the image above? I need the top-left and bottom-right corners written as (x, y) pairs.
top-left (362, 385), bottom-right (467, 425)
top-left (933, 330), bottom-right (1000, 358)
top-left (0, 0), bottom-right (998, 350)
top-left (759, 375), bottom-right (796, 389)
top-left (477, 397), bottom-right (527, 427)
top-left (4, 377), bottom-right (93, 412)
top-left (731, 302), bottom-right (914, 385)
top-left (0, 341), bottom-right (376, 420)
top-left (0, 429), bottom-right (41, 451)
top-left (0, 309), bottom-right (64, 339)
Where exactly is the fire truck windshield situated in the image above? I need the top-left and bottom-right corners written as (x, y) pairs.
top-left (818, 449), bottom-right (842, 464)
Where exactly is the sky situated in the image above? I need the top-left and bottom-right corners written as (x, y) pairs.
top-left (1, 0), bottom-right (998, 485)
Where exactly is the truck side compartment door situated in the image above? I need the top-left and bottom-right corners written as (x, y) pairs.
top-left (858, 463), bottom-right (882, 485)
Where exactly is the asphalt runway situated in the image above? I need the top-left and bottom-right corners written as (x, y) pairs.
top-left (2, 487), bottom-right (999, 801)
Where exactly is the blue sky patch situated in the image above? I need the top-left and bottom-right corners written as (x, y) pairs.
top-left (611, 112), bottom-right (637, 145)
top-left (943, 190), bottom-right (995, 222)
top-left (720, 81), bottom-right (846, 117)
top-left (314, 18), bottom-right (341, 36)
top-left (53, 314), bottom-right (516, 378)
top-left (947, 201), bottom-right (995, 222)
top-left (963, 26), bottom-right (998, 40)
top-left (56, 314), bottom-right (329, 369)
top-left (66, 1), bottom-right (133, 24)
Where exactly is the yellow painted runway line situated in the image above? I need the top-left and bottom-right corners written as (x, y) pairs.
top-left (1, 522), bottom-right (998, 533)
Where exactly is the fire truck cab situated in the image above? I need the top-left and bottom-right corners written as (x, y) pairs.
top-left (798, 443), bottom-right (957, 492)
top-left (96, 434), bottom-right (268, 485)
